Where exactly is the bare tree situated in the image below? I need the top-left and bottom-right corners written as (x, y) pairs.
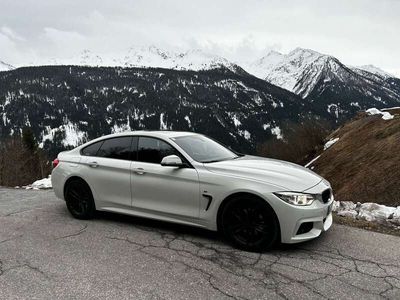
top-left (257, 120), bottom-right (330, 165)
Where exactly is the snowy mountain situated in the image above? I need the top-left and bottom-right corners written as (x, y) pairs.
top-left (2, 45), bottom-right (400, 151)
top-left (246, 48), bottom-right (400, 121)
top-left (246, 48), bottom-right (351, 97)
top-left (0, 60), bottom-right (14, 72)
top-left (36, 46), bottom-right (244, 74)
top-left (354, 64), bottom-right (394, 79)
top-left (0, 65), bottom-right (309, 157)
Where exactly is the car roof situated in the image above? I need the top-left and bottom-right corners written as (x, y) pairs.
top-left (89, 130), bottom-right (199, 142)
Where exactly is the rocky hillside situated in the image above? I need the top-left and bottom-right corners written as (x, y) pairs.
top-left (0, 65), bottom-right (310, 157)
top-left (307, 107), bottom-right (400, 206)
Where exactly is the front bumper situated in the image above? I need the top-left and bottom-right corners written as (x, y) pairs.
top-left (266, 180), bottom-right (334, 244)
top-left (284, 202), bottom-right (333, 243)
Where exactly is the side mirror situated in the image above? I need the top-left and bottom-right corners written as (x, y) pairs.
top-left (161, 155), bottom-right (186, 167)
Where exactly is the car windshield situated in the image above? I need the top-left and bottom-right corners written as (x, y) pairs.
top-left (171, 135), bottom-right (239, 163)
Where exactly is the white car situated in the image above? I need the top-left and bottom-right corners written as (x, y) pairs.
top-left (52, 131), bottom-right (333, 251)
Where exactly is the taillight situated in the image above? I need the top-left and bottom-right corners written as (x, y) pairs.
top-left (52, 158), bottom-right (59, 169)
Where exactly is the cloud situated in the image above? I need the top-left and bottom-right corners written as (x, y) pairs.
top-left (1, 26), bottom-right (25, 41)
top-left (0, 32), bottom-right (20, 63)
top-left (0, 0), bottom-right (398, 74)
top-left (43, 27), bottom-right (85, 47)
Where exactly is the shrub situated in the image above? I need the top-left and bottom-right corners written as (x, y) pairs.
top-left (0, 135), bottom-right (51, 187)
top-left (257, 120), bottom-right (330, 165)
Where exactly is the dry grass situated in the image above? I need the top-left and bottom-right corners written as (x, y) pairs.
top-left (312, 111), bottom-right (400, 206)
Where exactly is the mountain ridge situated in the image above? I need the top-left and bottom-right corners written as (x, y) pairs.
top-left (17, 46), bottom-right (245, 74)
top-left (1, 46), bottom-right (399, 152)
top-left (0, 65), bottom-right (310, 156)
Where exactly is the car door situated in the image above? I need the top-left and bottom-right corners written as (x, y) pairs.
top-left (80, 136), bottom-right (135, 209)
top-left (131, 136), bottom-right (200, 218)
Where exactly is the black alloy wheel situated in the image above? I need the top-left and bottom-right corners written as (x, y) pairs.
top-left (65, 179), bottom-right (95, 220)
top-left (220, 196), bottom-right (279, 252)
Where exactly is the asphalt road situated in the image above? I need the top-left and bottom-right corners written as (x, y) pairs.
top-left (1, 188), bottom-right (400, 300)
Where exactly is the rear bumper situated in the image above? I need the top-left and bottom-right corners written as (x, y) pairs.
top-left (51, 167), bottom-right (65, 201)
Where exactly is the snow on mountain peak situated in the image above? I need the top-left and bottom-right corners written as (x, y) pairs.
top-left (30, 46), bottom-right (239, 73)
top-left (247, 50), bottom-right (284, 78)
top-left (121, 46), bottom-right (238, 71)
top-left (245, 47), bottom-right (337, 97)
top-left (356, 64), bottom-right (395, 79)
top-left (0, 60), bottom-right (15, 72)
top-left (288, 47), bottom-right (323, 58)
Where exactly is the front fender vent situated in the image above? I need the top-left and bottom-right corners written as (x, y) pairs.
top-left (202, 194), bottom-right (213, 211)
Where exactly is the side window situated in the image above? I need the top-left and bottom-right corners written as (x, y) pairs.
top-left (81, 141), bottom-right (103, 156)
top-left (97, 137), bottom-right (133, 160)
top-left (137, 137), bottom-right (179, 164)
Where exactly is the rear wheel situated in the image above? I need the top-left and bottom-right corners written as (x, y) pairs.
top-left (65, 179), bottom-right (95, 220)
top-left (220, 196), bottom-right (279, 252)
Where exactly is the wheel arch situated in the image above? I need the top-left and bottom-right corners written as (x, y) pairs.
top-left (216, 192), bottom-right (281, 235)
top-left (63, 176), bottom-right (92, 199)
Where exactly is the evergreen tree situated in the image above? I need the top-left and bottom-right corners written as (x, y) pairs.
top-left (22, 126), bottom-right (37, 151)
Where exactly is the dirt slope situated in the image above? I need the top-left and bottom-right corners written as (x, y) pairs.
top-left (309, 108), bottom-right (400, 206)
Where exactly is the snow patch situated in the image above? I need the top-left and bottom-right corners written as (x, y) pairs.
top-left (184, 115), bottom-right (191, 128)
top-left (238, 130), bottom-right (251, 140)
top-left (304, 155), bottom-right (321, 168)
top-left (333, 200), bottom-right (400, 226)
top-left (20, 176), bottom-right (52, 190)
top-left (160, 113), bottom-right (168, 130)
top-left (271, 126), bottom-right (283, 140)
top-left (232, 115), bottom-right (241, 127)
top-left (324, 138), bottom-right (339, 150)
top-left (262, 123), bottom-right (271, 130)
top-left (366, 108), bottom-right (394, 120)
top-left (40, 122), bottom-right (86, 147)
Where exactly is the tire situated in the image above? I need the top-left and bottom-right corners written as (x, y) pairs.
top-left (64, 178), bottom-right (96, 220)
top-left (220, 196), bottom-right (279, 252)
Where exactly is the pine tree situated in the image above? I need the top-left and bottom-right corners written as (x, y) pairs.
top-left (22, 127), bottom-right (37, 151)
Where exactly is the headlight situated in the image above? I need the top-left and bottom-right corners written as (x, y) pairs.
top-left (273, 192), bottom-right (316, 206)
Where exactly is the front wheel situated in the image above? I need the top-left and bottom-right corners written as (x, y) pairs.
top-left (65, 179), bottom-right (96, 220)
top-left (220, 196), bottom-right (279, 252)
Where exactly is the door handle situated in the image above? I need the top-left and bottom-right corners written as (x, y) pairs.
top-left (88, 161), bottom-right (99, 168)
top-left (133, 167), bottom-right (145, 175)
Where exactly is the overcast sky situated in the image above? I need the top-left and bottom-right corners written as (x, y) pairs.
top-left (1, 0), bottom-right (399, 76)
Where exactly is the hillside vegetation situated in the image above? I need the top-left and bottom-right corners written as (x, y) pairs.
top-left (309, 108), bottom-right (400, 206)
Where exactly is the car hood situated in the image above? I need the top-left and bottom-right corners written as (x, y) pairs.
top-left (203, 155), bottom-right (323, 191)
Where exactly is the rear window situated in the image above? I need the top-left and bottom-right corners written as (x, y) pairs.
top-left (81, 141), bottom-right (103, 156)
top-left (96, 137), bottom-right (133, 160)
